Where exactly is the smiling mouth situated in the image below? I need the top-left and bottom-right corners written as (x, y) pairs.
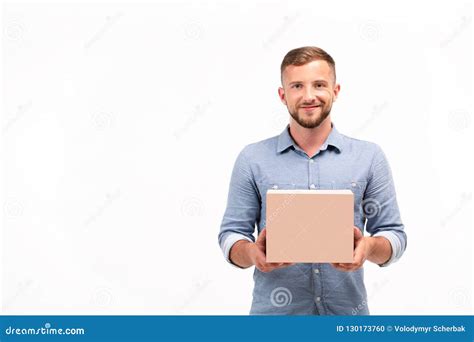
top-left (300, 104), bottom-right (322, 110)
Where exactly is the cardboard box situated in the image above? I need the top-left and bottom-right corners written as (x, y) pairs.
top-left (266, 189), bottom-right (354, 263)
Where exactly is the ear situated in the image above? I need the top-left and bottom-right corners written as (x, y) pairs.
top-left (278, 87), bottom-right (287, 105)
top-left (333, 83), bottom-right (341, 101)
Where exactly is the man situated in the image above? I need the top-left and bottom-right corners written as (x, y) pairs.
top-left (218, 46), bottom-right (407, 315)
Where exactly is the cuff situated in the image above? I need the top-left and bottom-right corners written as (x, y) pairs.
top-left (371, 231), bottom-right (403, 267)
top-left (222, 233), bottom-right (253, 269)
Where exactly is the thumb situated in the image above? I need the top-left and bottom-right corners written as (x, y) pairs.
top-left (256, 228), bottom-right (266, 248)
top-left (258, 228), bottom-right (267, 241)
top-left (354, 227), bottom-right (363, 240)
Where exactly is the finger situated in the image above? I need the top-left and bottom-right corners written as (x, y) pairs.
top-left (266, 261), bottom-right (295, 267)
top-left (259, 255), bottom-right (289, 270)
top-left (259, 263), bottom-right (279, 272)
top-left (255, 251), bottom-right (268, 267)
top-left (331, 263), bottom-right (351, 272)
top-left (338, 263), bottom-right (358, 272)
top-left (352, 252), bottom-right (364, 268)
top-left (352, 240), bottom-right (366, 266)
top-left (256, 229), bottom-right (267, 249)
top-left (262, 262), bottom-right (294, 272)
top-left (338, 258), bottom-right (363, 271)
top-left (331, 262), bottom-right (349, 268)
top-left (354, 227), bottom-right (363, 240)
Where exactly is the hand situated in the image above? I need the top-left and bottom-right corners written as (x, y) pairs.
top-left (331, 227), bottom-right (371, 272)
top-left (249, 228), bottom-right (295, 273)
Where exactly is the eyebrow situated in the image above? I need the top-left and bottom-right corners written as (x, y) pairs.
top-left (288, 80), bottom-right (329, 86)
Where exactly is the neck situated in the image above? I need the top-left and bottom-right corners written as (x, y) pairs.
top-left (289, 116), bottom-right (332, 158)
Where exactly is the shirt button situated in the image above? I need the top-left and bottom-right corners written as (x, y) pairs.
top-left (310, 184), bottom-right (316, 189)
top-left (313, 269), bottom-right (320, 274)
top-left (309, 159), bottom-right (314, 163)
top-left (351, 182), bottom-right (357, 187)
top-left (316, 297), bottom-right (321, 302)
top-left (272, 185), bottom-right (278, 190)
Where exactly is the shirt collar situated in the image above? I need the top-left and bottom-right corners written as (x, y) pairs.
top-left (276, 123), bottom-right (344, 154)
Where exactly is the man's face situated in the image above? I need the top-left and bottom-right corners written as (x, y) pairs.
top-left (279, 60), bottom-right (340, 129)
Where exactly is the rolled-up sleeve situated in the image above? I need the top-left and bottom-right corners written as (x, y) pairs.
top-left (364, 144), bottom-right (407, 267)
top-left (218, 147), bottom-right (260, 265)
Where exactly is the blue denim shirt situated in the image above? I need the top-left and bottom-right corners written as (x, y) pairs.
top-left (218, 123), bottom-right (407, 315)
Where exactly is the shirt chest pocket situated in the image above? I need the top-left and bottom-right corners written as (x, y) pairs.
top-left (321, 181), bottom-right (367, 223)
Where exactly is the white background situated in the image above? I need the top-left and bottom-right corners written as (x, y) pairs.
top-left (1, 0), bottom-right (472, 315)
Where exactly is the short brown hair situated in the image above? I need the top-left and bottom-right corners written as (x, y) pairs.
top-left (280, 46), bottom-right (336, 83)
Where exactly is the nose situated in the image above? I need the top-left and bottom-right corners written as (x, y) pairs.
top-left (302, 88), bottom-right (316, 104)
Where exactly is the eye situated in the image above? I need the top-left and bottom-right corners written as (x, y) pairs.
top-left (292, 84), bottom-right (302, 89)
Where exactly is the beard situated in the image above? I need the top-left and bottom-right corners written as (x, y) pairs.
top-left (288, 104), bottom-right (332, 129)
